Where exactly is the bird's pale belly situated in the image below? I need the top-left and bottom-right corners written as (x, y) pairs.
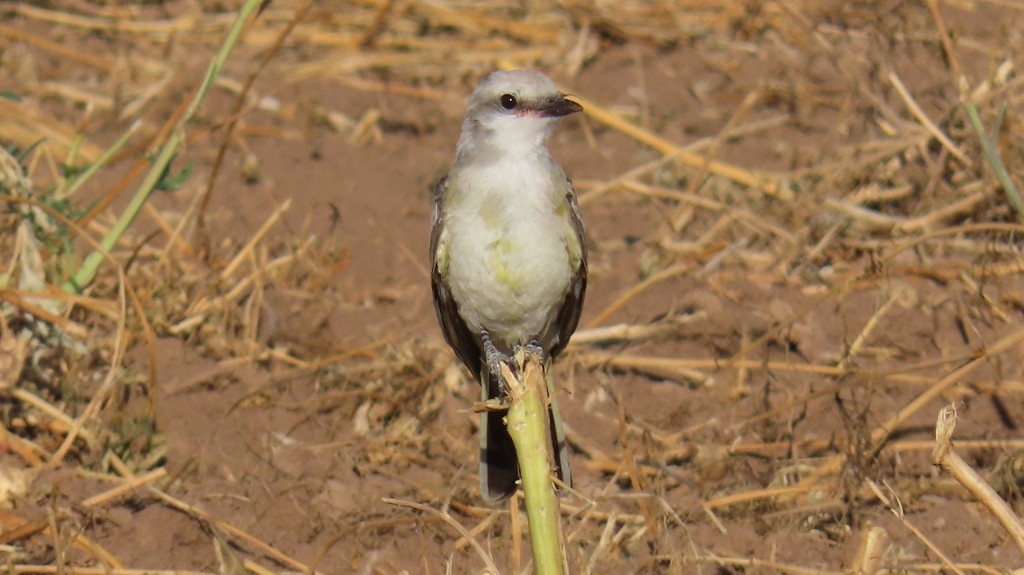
top-left (447, 222), bottom-right (572, 347)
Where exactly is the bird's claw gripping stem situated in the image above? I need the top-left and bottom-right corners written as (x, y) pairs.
top-left (482, 332), bottom-right (513, 388)
top-left (483, 334), bottom-right (547, 395)
top-left (518, 340), bottom-right (545, 362)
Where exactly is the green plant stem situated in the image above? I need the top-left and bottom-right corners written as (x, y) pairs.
top-left (963, 100), bottom-right (1024, 223)
top-left (503, 354), bottom-right (568, 575)
top-left (63, 0), bottom-right (265, 293)
top-left (60, 121), bottom-right (140, 200)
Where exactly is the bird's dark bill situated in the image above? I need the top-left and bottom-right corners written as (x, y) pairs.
top-left (538, 96), bottom-right (583, 118)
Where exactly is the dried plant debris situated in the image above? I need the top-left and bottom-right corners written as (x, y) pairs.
top-left (0, 0), bottom-right (1023, 573)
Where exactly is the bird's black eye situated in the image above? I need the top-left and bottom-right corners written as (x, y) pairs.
top-left (499, 94), bottom-right (517, 110)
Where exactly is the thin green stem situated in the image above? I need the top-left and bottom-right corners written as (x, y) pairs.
top-left (60, 121), bottom-right (141, 200)
top-left (63, 0), bottom-right (265, 292)
top-left (963, 100), bottom-right (1024, 222)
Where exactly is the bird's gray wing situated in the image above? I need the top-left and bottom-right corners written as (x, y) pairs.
top-left (429, 176), bottom-right (483, 381)
top-left (430, 178), bottom-right (518, 500)
top-left (547, 179), bottom-right (588, 361)
top-left (531, 180), bottom-right (585, 491)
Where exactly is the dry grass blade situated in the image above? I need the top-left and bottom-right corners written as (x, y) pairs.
top-left (2, 0), bottom-right (1023, 572)
top-left (704, 484), bottom-right (823, 510)
top-left (888, 71), bottom-right (969, 165)
top-left (6, 564), bottom-right (216, 568)
top-left (384, 498), bottom-right (501, 575)
top-left (0, 290), bottom-right (89, 338)
top-left (778, 326), bottom-right (1024, 502)
top-left (688, 554), bottom-right (845, 575)
top-left (4, 3), bottom-right (200, 33)
top-left (570, 93), bottom-right (783, 197)
top-left (569, 311), bottom-right (704, 347)
top-left (585, 263), bottom-right (692, 328)
top-left (865, 479), bottom-right (967, 575)
top-left (80, 468), bottom-right (167, 507)
top-left (8, 387), bottom-right (99, 451)
top-left (871, 326), bottom-right (1024, 447)
top-left (198, 1), bottom-right (314, 233)
top-left (47, 277), bottom-right (128, 467)
top-left (218, 199), bottom-right (292, 281)
top-left (146, 487), bottom-right (317, 575)
top-left (848, 524), bottom-right (890, 575)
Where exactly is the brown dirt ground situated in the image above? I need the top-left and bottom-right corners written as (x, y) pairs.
top-left (2, 1), bottom-right (1024, 574)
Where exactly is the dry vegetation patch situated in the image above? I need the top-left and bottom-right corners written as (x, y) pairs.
top-left (1, 0), bottom-right (1024, 573)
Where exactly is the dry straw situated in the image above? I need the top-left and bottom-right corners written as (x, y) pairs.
top-left (2, 0), bottom-right (1024, 573)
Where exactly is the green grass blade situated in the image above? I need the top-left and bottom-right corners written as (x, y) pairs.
top-left (63, 0), bottom-right (266, 293)
top-left (963, 100), bottom-right (1024, 222)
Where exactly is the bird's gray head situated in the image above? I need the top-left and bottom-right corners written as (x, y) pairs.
top-left (456, 70), bottom-right (582, 159)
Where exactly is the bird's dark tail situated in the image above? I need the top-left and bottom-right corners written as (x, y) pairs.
top-left (479, 367), bottom-right (518, 501)
top-left (546, 364), bottom-right (573, 490)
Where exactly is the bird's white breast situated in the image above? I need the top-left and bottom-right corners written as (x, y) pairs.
top-left (445, 154), bottom-right (573, 347)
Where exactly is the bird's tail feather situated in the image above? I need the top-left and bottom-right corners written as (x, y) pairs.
top-left (480, 367), bottom-right (518, 501)
top-left (546, 363), bottom-right (572, 490)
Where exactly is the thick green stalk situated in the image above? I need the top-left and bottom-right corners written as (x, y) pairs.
top-left (502, 354), bottom-right (568, 575)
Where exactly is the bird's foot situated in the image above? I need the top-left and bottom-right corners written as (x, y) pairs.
top-left (516, 340), bottom-right (545, 363)
top-left (482, 332), bottom-right (513, 382)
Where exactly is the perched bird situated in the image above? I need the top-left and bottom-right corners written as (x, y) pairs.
top-left (430, 70), bottom-right (588, 501)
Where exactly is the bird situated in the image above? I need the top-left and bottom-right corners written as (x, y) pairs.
top-left (429, 70), bottom-right (588, 502)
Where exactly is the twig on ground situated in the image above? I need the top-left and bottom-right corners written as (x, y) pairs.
top-left (865, 479), bottom-right (967, 575)
top-left (932, 403), bottom-right (1024, 555)
top-left (147, 486), bottom-right (318, 575)
top-left (384, 498), bottom-right (501, 575)
top-left (848, 524), bottom-right (889, 575)
top-left (569, 93), bottom-right (784, 197)
top-left (888, 71), bottom-right (969, 165)
top-left (81, 467), bottom-right (167, 507)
